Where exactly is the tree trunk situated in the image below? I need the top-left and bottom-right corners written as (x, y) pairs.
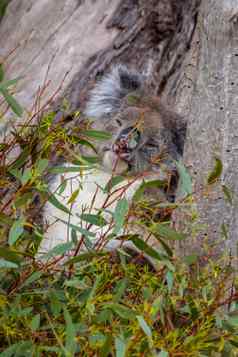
top-left (1, 0), bottom-right (237, 257)
top-left (175, 0), bottom-right (238, 258)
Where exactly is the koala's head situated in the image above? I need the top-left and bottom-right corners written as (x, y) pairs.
top-left (85, 65), bottom-right (185, 179)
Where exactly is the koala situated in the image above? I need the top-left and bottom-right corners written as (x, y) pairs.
top-left (85, 65), bottom-right (186, 177)
top-left (40, 65), bottom-right (186, 260)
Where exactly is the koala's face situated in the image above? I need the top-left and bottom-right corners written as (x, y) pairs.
top-left (94, 97), bottom-right (178, 178)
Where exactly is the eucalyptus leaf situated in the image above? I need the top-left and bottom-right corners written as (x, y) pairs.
top-left (83, 129), bottom-right (112, 140)
top-left (113, 198), bottom-right (129, 234)
top-left (175, 161), bottom-right (192, 197)
top-left (8, 217), bottom-right (25, 246)
top-left (0, 87), bottom-right (23, 117)
top-left (207, 157), bottom-right (223, 184)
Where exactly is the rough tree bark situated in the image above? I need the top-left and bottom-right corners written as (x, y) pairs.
top-left (175, 0), bottom-right (238, 258)
top-left (0, 0), bottom-right (237, 257)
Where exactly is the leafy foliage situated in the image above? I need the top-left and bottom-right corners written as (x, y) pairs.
top-left (0, 67), bottom-right (237, 356)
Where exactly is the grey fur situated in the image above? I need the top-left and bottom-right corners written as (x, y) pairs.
top-left (85, 65), bottom-right (143, 119)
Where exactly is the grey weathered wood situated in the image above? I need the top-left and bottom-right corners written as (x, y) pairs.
top-left (5, 0), bottom-right (237, 258)
top-left (176, 0), bottom-right (238, 257)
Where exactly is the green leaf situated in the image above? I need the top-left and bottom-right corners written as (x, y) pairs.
top-left (35, 159), bottom-right (49, 175)
top-left (166, 271), bottom-right (174, 293)
top-left (115, 337), bottom-right (127, 357)
top-left (113, 198), bottom-right (129, 234)
top-left (133, 179), bottom-right (166, 202)
top-left (8, 147), bottom-right (30, 170)
top-left (0, 259), bottom-right (18, 269)
top-left (67, 189), bottom-right (80, 205)
top-left (57, 218), bottom-right (96, 238)
top-left (175, 161), bottom-right (192, 197)
top-left (207, 157), bottom-right (223, 184)
top-left (151, 223), bottom-right (186, 241)
top-left (227, 316), bottom-right (238, 328)
top-left (0, 87), bottom-right (23, 117)
top-left (0, 76), bottom-right (22, 90)
top-left (20, 271), bottom-right (43, 289)
top-left (137, 315), bottom-right (152, 339)
top-left (63, 307), bottom-right (77, 355)
top-left (158, 351), bottom-right (169, 357)
top-left (81, 155), bottom-right (99, 164)
top-left (0, 341), bottom-right (33, 357)
top-left (14, 192), bottom-right (33, 208)
top-left (0, 212), bottom-right (13, 226)
top-left (42, 242), bottom-right (74, 259)
top-left (74, 138), bottom-right (97, 153)
top-left (83, 129), bottom-right (112, 140)
top-left (30, 314), bottom-right (41, 331)
top-left (8, 217), bottom-right (25, 246)
top-left (49, 166), bottom-right (83, 174)
top-left (80, 213), bottom-right (107, 227)
top-left (105, 176), bottom-right (125, 192)
top-left (184, 254), bottom-right (198, 265)
top-left (0, 63), bottom-right (4, 82)
top-left (20, 168), bottom-right (32, 185)
top-left (221, 223), bottom-right (229, 240)
top-left (113, 278), bottom-right (128, 303)
top-left (48, 193), bottom-right (71, 214)
top-left (129, 235), bottom-right (167, 261)
top-left (0, 247), bottom-right (22, 264)
top-left (147, 230), bottom-right (173, 257)
top-left (64, 251), bottom-right (107, 265)
top-left (222, 185), bottom-right (233, 205)
top-left (107, 303), bottom-right (136, 320)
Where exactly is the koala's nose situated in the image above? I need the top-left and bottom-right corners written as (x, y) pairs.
top-left (112, 142), bottom-right (132, 162)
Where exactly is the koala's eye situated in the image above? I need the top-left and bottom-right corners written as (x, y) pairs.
top-left (116, 119), bottom-right (122, 126)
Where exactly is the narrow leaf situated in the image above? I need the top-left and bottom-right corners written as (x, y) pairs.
top-left (115, 337), bottom-right (126, 357)
top-left (129, 235), bottom-right (167, 261)
top-left (166, 271), bottom-right (174, 293)
top-left (48, 193), bottom-right (71, 214)
top-left (222, 185), bottom-right (233, 205)
top-left (8, 217), bottom-right (25, 246)
top-left (151, 223), bottom-right (186, 241)
top-left (0, 63), bottom-right (4, 82)
top-left (184, 254), bottom-right (198, 265)
top-left (207, 157), bottom-right (223, 184)
top-left (42, 242), bottom-right (74, 259)
top-left (105, 176), bottom-right (125, 192)
top-left (0, 212), bottom-right (13, 226)
top-left (133, 179), bottom-right (166, 202)
top-left (30, 314), bottom-right (41, 331)
top-left (49, 166), bottom-right (83, 174)
top-left (113, 198), bottom-right (129, 234)
top-left (35, 159), bottom-right (49, 175)
top-left (137, 315), bottom-right (152, 339)
top-left (83, 129), bottom-right (112, 140)
top-left (80, 213), bottom-right (107, 227)
top-left (0, 247), bottom-right (22, 264)
top-left (57, 218), bottom-right (96, 238)
top-left (20, 271), bottom-right (43, 289)
top-left (63, 307), bottom-right (77, 355)
top-left (67, 189), bottom-right (80, 205)
top-left (0, 76), bottom-right (22, 90)
top-left (0, 87), bottom-right (23, 117)
top-left (158, 351), bottom-right (169, 357)
top-left (0, 259), bottom-right (18, 269)
top-left (175, 161), bottom-right (192, 197)
top-left (107, 303), bottom-right (136, 320)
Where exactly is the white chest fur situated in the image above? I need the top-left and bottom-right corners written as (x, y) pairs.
top-left (41, 165), bottom-right (144, 253)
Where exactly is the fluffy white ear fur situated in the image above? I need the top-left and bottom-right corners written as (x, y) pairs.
top-left (40, 165), bottom-right (144, 254)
